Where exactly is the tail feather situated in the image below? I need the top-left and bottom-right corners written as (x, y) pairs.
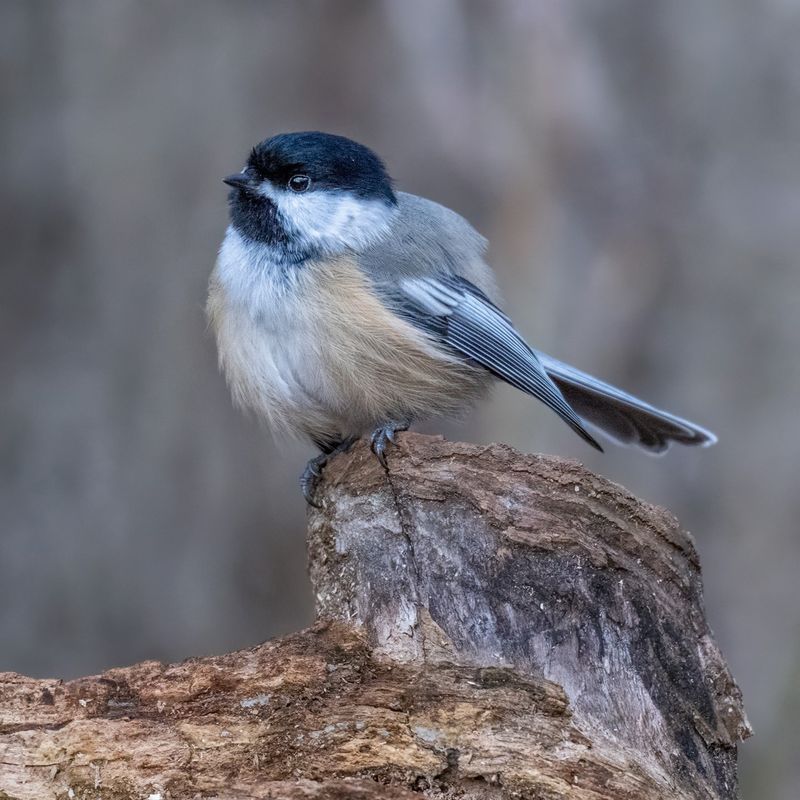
top-left (537, 353), bottom-right (717, 454)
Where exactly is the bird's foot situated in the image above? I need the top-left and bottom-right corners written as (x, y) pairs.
top-left (370, 421), bottom-right (409, 468)
top-left (300, 437), bottom-right (358, 507)
top-left (300, 452), bottom-right (328, 508)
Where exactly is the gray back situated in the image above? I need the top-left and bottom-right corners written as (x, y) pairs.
top-left (358, 192), bottom-right (499, 301)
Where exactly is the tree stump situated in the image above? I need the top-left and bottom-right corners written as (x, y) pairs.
top-left (0, 434), bottom-right (750, 799)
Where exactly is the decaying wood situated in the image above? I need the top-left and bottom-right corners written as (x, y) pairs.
top-left (0, 434), bottom-right (749, 800)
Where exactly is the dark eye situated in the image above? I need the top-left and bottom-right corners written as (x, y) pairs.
top-left (288, 174), bottom-right (310, 193)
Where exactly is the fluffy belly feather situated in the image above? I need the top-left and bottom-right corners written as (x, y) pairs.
top-left (208, 252), bottom-right (488, 444)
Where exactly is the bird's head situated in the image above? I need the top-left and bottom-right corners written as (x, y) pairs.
top-left (223, 131), bottom-right (398, 262)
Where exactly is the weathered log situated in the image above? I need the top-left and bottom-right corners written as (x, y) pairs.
top-left (0, 434), bottom-right (749, 799)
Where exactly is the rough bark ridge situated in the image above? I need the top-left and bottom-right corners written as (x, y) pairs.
top-left (0, 434), bottom-right (749, 800)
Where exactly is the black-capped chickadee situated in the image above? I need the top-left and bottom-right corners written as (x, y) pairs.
top-left (208, 131), bottom-right (715, 504)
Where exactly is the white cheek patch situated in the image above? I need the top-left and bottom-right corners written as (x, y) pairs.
top-left (257, 182), bottom-right (396, 253)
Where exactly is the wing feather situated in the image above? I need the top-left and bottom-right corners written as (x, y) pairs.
top-left (537, 353), bottom-right (717, 452)
top-left (393, 275), bottom-right (603, 451)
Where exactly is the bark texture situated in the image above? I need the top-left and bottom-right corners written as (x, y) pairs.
top-left (0, 434), bottom-right (749, 800)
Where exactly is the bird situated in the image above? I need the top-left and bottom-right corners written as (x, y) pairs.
top-left (207, 131), bottom-right (716, 505)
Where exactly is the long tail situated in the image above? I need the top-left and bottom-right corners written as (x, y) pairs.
top-left (537, 353), bottom-right (717, 453)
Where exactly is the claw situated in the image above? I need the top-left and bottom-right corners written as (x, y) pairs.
top-left (300, 452), bottom-right (328, 507)
top-left (371, 431), bottom-right (388, 468)
top-left (300, 436), bottom-right (359, 507)
top-left (370, 422), bottom-right (409, 468)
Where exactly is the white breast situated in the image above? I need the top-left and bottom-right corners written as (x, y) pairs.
top-left (208, 228), bottom-right (490, 445)
top-left (208, 228), bottom-right (339, 442)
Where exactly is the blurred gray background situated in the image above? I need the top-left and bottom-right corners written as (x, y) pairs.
top-left (2, 2), bottom-right (798, 797)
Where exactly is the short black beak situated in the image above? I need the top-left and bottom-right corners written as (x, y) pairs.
top-left (223, 173), bottom-right (256, 192)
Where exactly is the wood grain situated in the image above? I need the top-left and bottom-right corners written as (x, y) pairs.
top-left (0, 434), bottom-right (749, 799)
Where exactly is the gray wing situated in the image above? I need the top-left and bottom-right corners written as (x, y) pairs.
top-left (385, 273), bottom-right (715, 454)
top-left (536, 354), bottom-right (717, 452)
top-left (363, 192), bottom-right (715, 453)
top-left (386, 273), bottom-right (603, 451)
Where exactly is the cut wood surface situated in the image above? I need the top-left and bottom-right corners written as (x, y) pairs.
top-left (0, 434), bottom-right (750, 799)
